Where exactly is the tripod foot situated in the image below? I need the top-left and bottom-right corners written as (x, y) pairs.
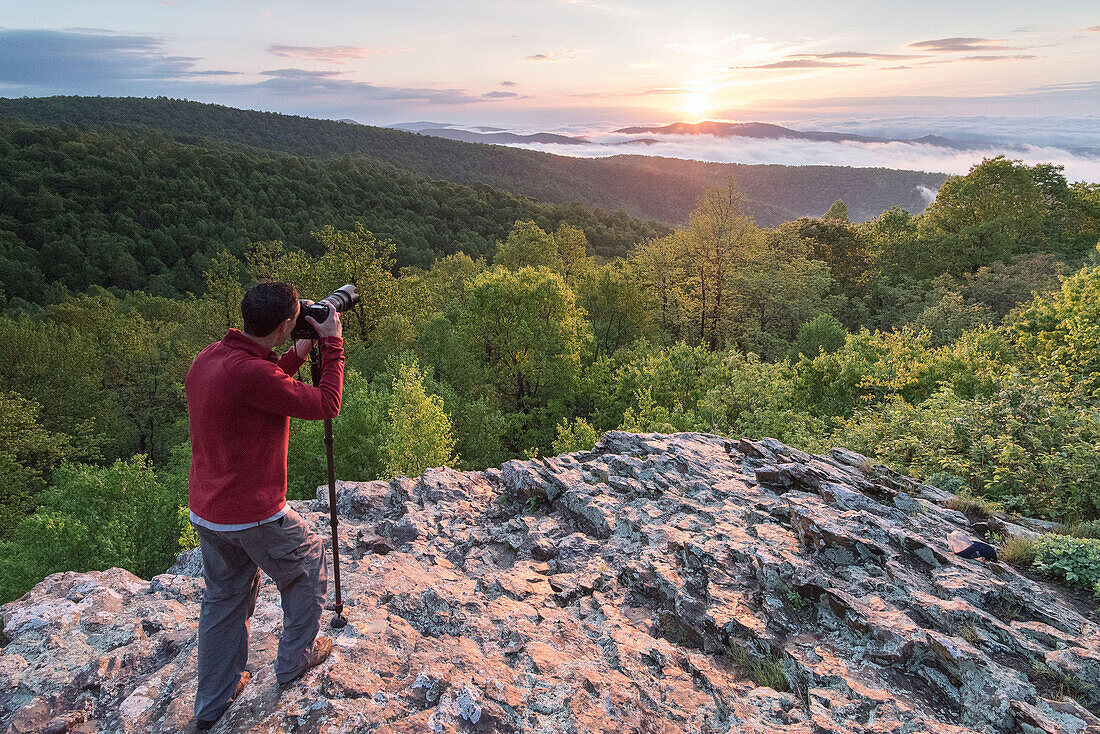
top-left (331, 614), bottom-right (347, 629)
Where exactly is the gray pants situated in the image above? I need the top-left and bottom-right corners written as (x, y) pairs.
top-left (192, 508), bottom-right (329, 722)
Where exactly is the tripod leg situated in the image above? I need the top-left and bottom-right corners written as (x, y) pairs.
top-left (308, 345), bottom-right (347, 629)
top-left (324, 418), bottom-right (346, 628)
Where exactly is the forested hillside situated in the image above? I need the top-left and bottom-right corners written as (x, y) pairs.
top-left (0, 96), bottom-right (947, 224)
top-left (2, 149), bottom-right (1099, 604)
top-left (0, 116), bottom-right (664, 303)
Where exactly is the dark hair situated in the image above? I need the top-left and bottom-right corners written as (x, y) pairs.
top-left (241, 280), bottom-right (298, 337)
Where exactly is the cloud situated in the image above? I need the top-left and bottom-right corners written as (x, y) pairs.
top-left (523, 47), bottom-right (582, 62)
top-left (0, 29), bottom-right (235, 87)
top-left (957, 54), bottom-right (1038, 62)
top-left (735, 59), bottom-right (861, 69)
top-left (480, 90), bottom-right (527, 100)
top-left (266, 44), bottom-right (407, 63)
top-left (556, 0), bottom-right (631, 11)
top-left (256, 68), bottom-right (507, 105)
top-left (909, 54), bottom-right (1040, 67)
top-left (500, 81), bottom-right (518, 87)
top-left (568, 87), bottom-right (685, 98)
top-left (1083, 26), bottom-right (1100, 32)
top-left (907, 37), bottom-right (1029, 52)
top-left (744, 81), bottom-right (1100, 124)
top-left (915, 185), bottom-right (938, 205)
top-left (789, 51), bottom-right (918, 60)
top-left (504, 132), bottom-right (1100, 183)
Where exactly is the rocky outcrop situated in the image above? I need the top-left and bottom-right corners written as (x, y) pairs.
top-left (2, 432), bottom-right (1098, 733)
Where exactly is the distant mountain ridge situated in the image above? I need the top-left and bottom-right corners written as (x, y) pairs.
top-left (414, 128), bottom-right (589, 145)
top-left (0, 96), bottom-right (948, 226)
top-left (613, 120), bottom-right (970, 149)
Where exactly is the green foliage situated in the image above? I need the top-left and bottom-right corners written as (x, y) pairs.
top-left (946, 493), bottom-right (1006, 519)
top-left (178, 505), bottom-right (199, 551)
top-left (286, 368), bottom-right (390, 499)
top-left (552, 417), bottom-right (599, 454)
top-left (824, 199), bottom-right (849, 222)
top-left (383, 361), bottom-right (457, 478)
top-left (1010, 256), bottom-right (1100, 396)
top-left (998, 534), bottom-right (1039, 566)
top-left (1067, 520), bottom-right (1100, 539)
top-left (0, 456), bottom-right (188, 603)
top-left (494, 220), bottom-right (559, 271)
top-left (0, 115), bottom-right (663, 303)
top-left (792, 314), bottom-right (847, 358)
top-left (457, 266), bottom-right (591, 451)
top-left (1029, 535), bottom-right (1100, 595)
top-left (927, 472), bottom-right (966, 494)
top-left (0, 391), bottom-right (72, 534)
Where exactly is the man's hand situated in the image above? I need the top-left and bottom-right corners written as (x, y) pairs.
top-left (306, 305), bottom-right (343, 340)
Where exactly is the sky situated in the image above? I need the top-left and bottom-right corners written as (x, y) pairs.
top-left (0, 1), bottom-right (1098, 174)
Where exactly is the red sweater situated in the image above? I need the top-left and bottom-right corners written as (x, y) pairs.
top-left (185, 329), bottom-right (345, 524)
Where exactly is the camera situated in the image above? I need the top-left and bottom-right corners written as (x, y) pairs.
top-left (291, 284), bottom-right (360, 340)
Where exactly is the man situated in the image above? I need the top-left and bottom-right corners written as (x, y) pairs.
top-left (185, 280), bottom-right (346, 730)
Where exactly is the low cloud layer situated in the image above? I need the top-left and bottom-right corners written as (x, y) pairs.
top-left (500, 131), bottom-right (1100, 182)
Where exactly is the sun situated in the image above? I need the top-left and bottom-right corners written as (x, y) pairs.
top-left (683, 92), bottom-right (710, 122)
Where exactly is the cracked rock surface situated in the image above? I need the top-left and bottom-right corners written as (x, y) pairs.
top-left (2, 431), bottom-right (1099, 733)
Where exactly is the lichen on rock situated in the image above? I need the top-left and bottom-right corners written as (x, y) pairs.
top-left (1, 431), bottom-right (1098, 733)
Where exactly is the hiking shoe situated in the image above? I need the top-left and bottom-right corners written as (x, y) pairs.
top-left (196, 671), bottom-right (250, 730)
top-left (279, 636), bottom-right (333, 686)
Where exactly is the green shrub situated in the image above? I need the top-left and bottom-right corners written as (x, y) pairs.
top-left (0, 456), bottom-right (188, 603)
top-left (552, 417), bottom-right (599, 454)
top-left (928, 472), bottom-right (967, 494)
top-left (1067, 520), bottom-right (1100, 539)
top-left (1030, 535), bottom-right (1100, 596)
top-left (946, 493), bottom-right (1005, 519)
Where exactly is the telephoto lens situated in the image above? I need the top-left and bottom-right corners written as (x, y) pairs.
top-left (291, 284), bottom-right (360, 339)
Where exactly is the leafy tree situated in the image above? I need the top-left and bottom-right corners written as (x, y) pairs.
top-left (553, 223), bottom-right (594, 285)
top-left (824, 199), bottom-right (849, 222)
top-left (910, 292), bottom-right (994, 348)
top-left (313, 223), bottom-right (399, 344)
top-left (383, 361), bottom-right (457, 477)
top-left (203, 249), bottom-right (244, 335)
top-left (0, 392), bottom-right (72, 534)
top-left (792, 314), bottom-right (847, 358)
top-left (0, 456), bottom-right (188, 603)
top-left (918, 157), bottom-right (1049, 275)
top-left (552, 417), bottom-right (599, 454)
top-left (494, 220), bottom-right (560, 271)
top-left (682, 179), bottom-right (759, 350)
top-left (1010, 256), bottom-right (1100, 396)
top-left (792, 217), bottom-right (872, 299)
top-left (631, 234), bottom-right (686, 342)
top-left (580, 262), bottom-right (649, 358)
top-left (458, 266), bottom-right (591, 450)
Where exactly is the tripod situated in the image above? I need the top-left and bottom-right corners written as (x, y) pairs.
top-left (308, 342), bottom-right (347, 629)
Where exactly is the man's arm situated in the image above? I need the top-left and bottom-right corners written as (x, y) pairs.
top-left (241, 337), bottom-right (345, 419)
top-left (275, 339), bottom-right (312, 376)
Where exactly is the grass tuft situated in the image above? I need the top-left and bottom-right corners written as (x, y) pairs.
top-left (998, 534), bottom-right (1039, 566)
top-left (946, 493), bottom-right (1005, 519)
top-left (726, 643), bottom-right (790, 692)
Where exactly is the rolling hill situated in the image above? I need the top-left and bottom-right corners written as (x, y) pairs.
top-left (0, 96), bottom-right (948, 226)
